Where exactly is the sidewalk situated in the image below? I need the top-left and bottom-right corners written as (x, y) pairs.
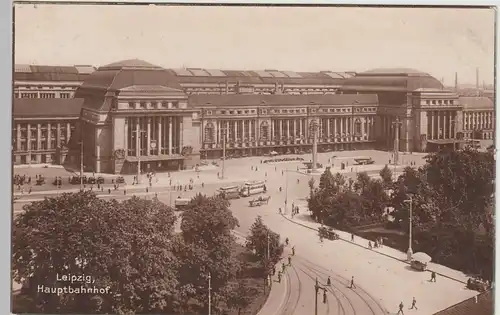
top-left (281, 213), bottom-right (470, 284)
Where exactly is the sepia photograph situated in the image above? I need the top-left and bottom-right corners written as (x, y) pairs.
top-left (11, 3), bottom-right (495, 315)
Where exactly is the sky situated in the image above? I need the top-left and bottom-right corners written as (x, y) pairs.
top-left (14, 4), bottom-right (496, 85)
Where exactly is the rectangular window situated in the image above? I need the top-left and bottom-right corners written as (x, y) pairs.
top-left (51, 140), bottom-right (56, 148)
top-left (30, 142), bottom-right (37, 151)
top-left (20, 155), bottom-right (26, 164)
top-left (31, 155), bottom-right (37, 163)
top-left (20, 142), bottom-right (27, 151)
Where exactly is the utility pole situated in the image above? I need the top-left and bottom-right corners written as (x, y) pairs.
top-left (208, 272), bottom-right (212, 315)
top-left (221, 127), bottom-right (227, 179)
top-left (311, 120), bottom-right (319, 173)
top-left (314, 277), bottom-right (327, 315)
top-left (133, 128), bottom-right (146, 184)
top-left (285, 169), bottom-right (289, 214)
top-left (392, 117), bottom-right (402, 179)
top-left (404, 197), bottom-right (413, 261)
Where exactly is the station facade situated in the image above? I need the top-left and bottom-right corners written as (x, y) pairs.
top-left (12, 60), bottom-right (495, 174)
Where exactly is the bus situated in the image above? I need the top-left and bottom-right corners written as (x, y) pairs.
top-left (218, 185), bottom-right (241, 200)
top-left (240, 181), bottom-right (267, 197)
top-left (353, 157), bottom-right (375, 165)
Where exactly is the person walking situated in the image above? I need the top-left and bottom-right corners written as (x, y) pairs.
top-left (277, 271), bottom-right (282, 283)
top-left (288, 256), bottom-right (291, 266)
top-left (409, 297), bottom-right (418, 310)
top-left (327, 276), bottom-right (331, 286)
top-left (349, 276), bottom-right (357, 289)
top-left (282, 262), bottom-right (286, 273)
top-left (351, 233), bottom-right (355, 242)
top-left (285, 237), bottom-right (289, 246)
top-left (430, 271), bottom-right (437, 282)
top-left (349, 276), bottom-right (356, 289)
top-left (292, 246), bottom-right (295, 256)
top-left (397, 302), bottom-right (405, 315)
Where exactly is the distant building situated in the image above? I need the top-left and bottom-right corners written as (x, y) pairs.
top-left (12, 60), bottom-right (495, 173)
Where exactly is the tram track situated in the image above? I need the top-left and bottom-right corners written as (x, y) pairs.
top-left (296, 255), bottom-right (388, 315)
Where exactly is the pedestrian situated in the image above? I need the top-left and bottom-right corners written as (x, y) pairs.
top-left (430, 271), bottom-right (437, 282)
top-left (327, 276), bottom-right (331, 286)
top-left (285, 237), bottom-right (289, 245)
top-left (281, 170), bottom-right (283, 175)
top-left (217, 172), bottom-right (220, 178)
top-left (288, 256), bottom-right (291, 265)
top-left (272, 266), bottom-right (276, 276)
top-left (256, 167), bottom-right (258, 171)
top-left (265, 172), bottom-right (267, 177)
top-left (368, 241), bottom-right (372, 249)
top-left (279, 187), bottom-right (282, 192)
top-left (351, 234), bottom-right (355, 242)
top-left (282, 262), bottom-right (286, 272)
top-left (202, 182), bottom-right (204, 188)
top-left (397, 302), bottom-right (404, 315)
top-left (277, 271), bottom-right (282, 283)
top-left (349, 276), bottom-right (356, 289)
top-left (409, 297), bottom-right (418, 310)
top-left (146, 187), bottom-right (149, 193)
top-left (292, 246), bottom-right (295, 256)
top-left (124, 189), bottom-right (127, 195)
top-left (28, 187), bottom-right (32, 194)
top-left (108, 188), bottom-right (111, 194)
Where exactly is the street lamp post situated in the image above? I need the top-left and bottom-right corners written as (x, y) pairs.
top-left (404, 197), bottom-right (413, 261)
top-left (79, 135), bottom-right (84, 192)
top-left (311, 121), bottom-right (319, 173)
top-left (221, 127), bottom-right (228, 179)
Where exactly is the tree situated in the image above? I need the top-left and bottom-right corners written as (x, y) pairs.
top-left (226, 280), bottom-right (258, 315)
top-left (12, 192), bottom-right (181, 314)
top-left (379, 164), bottom-right (393, 189)
top-left (319, 167), bottom-right (335, 190)
top-left (308, 177), bottom-right (316, 192)
top-left (179, 193), bottom-right (240, 313)
top-left (245, 216), bottom-right (284, 267)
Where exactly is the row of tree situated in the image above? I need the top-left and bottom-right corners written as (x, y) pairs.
top-left (12, 192), bottom-right (283, 314)
top-left (308, 147), bottom-right (495, 280)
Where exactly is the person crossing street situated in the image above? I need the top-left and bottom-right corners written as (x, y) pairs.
top-left (349, 276), bottom-right (356, 289)
top-left (409, 297), bottom-right (418, 310)
top-left (397, 301), bottom-right (405, 314)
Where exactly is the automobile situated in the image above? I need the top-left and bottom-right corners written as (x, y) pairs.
top-left (52, 178), bottom-right (62, 186)
top-left (87, 177), bottom-right (96, 184)
top-left (70, 176), bottom-right (87, 185)
top-left (36, 177), bottom-right (46, 185)
top-left (116, 176), bottom-right (125, 184)
top-left (318, 226), bottom-right (340, 241)
top-left (467, 277), bottom-right (489, 292)
top-left (410, 260), bottom-right (427, 271)
top-left (96, 176), bottom-right (105, 184)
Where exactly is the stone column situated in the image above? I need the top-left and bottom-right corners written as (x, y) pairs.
top-left (16, 124), bottom-right (21, 151)
top-left (430, 112), bottom-right (434, 139)
top-left (286, 120), bottom-right (290, 139)
top-left (27, 123), bottom-right (31, 153)
top-left (179, 117), bottom-right (183, 151)
top-left (136, 119), bottom-right (141, 156)
top-left (157, 117), bottom-right (162, 154)
top-left (168, 117), bottom-right (173, 155)
top-left (299, 119), bottom-right (303, 137)
top-left (234, 120), bottom-right (237, 142)
top-left (271, 120), bottom-right (274, 140)
top-left (36, 123), bottom-right (41, 151)
top-left (147, 118), bottom-right (151, 155)
top-left (340, 118), bottom-right (344, 141)
top-left (333, 118), bottom-right (337, 141)
top-left (279, 120), bottom-right (283, 140)
top-left (327, 118), bottom-right (330, 139)
top-left (124, 118), bottom-right (128, 155)
top-left (361, 117), bottom-right (365, 138)
top-left (56, 123), bottom-right (61, 148)
top-left (47, 123), bottom-right (51, 149)
top-left (95, 128), bottom-right (101, 173)
top-left (66, 122), bottom-right (71, 140)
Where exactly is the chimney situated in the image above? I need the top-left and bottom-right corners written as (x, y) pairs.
top-left (455, 72), bottom-right (458, 91)
top-left (476, 68), bottom-right (480, 96)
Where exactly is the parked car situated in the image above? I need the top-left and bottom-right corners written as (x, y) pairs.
top-left (467, 277), bottom-right (489, 292)
top-left (116, 176), bottom-right (125, 184)
top-left (410, 260), bottom-right (427, 271)
top-left (96, 176), bottom-right (105, 184)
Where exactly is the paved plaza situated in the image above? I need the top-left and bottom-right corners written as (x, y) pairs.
top-left (12, 149), bottom-right (479, 314)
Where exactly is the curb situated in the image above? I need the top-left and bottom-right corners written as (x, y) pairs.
top-left (280, 213), bottom-right (467, 285)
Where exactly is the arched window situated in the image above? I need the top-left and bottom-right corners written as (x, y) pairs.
top-left (260, 121), bottom-right (269, 140)
top-left (355, 119), bottom-right (362, 135)
top-left (204, 122), bottom-right (215, 143)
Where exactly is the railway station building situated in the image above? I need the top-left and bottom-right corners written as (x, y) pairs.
top-left (12, 59), bottom-right (495, 174)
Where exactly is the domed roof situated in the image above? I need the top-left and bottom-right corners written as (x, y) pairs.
top-left (76, 59), bottom-right (183, 111)
top-left (98, 59), bottom-right (163, 71)
top-left (341, 68), bottom-right (444, 92)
